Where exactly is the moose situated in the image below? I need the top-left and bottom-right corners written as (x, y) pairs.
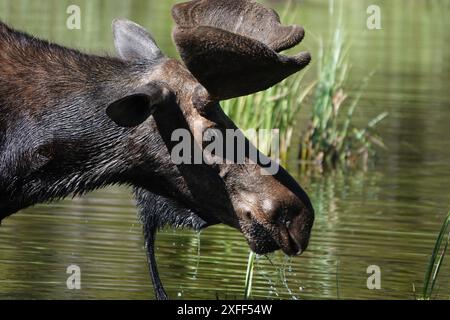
top-left (0, 0), bottom-right (314, 299)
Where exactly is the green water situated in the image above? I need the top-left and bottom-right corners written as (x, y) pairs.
top-left (0, 0), bottom-right (449, 299)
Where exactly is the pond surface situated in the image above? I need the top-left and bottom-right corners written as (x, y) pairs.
top-left (0, 0), bottom-right (449, 299)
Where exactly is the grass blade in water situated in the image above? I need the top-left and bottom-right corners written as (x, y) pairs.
top-left (421, 210), bottom-right (450, 299)
top-left (244, 251), bottom-right (256, 300)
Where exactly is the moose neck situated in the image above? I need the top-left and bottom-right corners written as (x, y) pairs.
top-left (0, 23), bottom-right (163, 211)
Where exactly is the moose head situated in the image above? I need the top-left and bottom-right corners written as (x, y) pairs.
top-left (106, 0), bottom-right (314, 299)
top-left (0, 0), bottom-right (313, 300)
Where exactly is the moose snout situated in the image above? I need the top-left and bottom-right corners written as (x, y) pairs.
top-left (284, 208), bottom-right (313, 256)
top-left (237, 169), bottom-right (314, 257)
top-left (267, 197), bottom-right (314, 256)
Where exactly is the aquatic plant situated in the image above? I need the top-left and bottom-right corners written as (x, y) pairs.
top-left (244, 251), bottom-right (256, 299)
top-left (415, 210), bottom-right (450, 300)
top-left (299, 5), bottom-right (387, 167)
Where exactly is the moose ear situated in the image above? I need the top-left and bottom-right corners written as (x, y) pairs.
top-left (112, 19), bottom-right (163, 61)
top-left (106, 83), bottom-right (170, 127)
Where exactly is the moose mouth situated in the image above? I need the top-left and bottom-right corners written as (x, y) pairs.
top-left (149, 193), bottom-right (309, 257)
top-left (160, 199), bottom-right (290, 255)
top-left (285, 228), bottom-right (308, 256)
top-left (241, 219), bottom-right (308, 257)
top-left (248, 231), bottom-right (307, 257)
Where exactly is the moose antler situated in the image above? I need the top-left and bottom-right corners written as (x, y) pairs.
top-left (172, 0), bottom-right (311, 101)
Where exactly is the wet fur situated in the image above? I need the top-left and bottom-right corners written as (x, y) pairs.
top-left (0, 21), bottom-right (218, 300)
top-left (0, 2), bottom-right (314, 299)
top-left (0, 21), bottom-right (160, 219)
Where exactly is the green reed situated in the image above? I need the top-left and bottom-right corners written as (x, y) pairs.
top-left (415, 210), bottom-right (450, 300)
top-left (244, 251), bottom-right (256, 299)
top-left (299, 5), bottom-right (387, 167)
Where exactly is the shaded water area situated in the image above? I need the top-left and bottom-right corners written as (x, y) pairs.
top-left (0, 0), bottom-right (449, 299)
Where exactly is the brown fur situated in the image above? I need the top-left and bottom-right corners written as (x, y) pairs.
top-left (0, 0), bottom-right (314, 300)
